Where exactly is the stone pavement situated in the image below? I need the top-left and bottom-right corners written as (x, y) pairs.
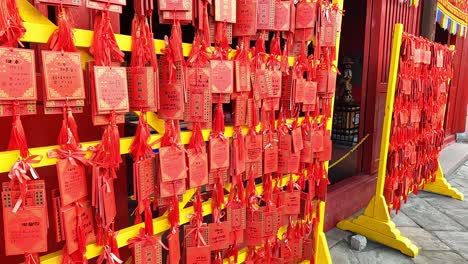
top-left (327, 143), bottom-right (468, 264)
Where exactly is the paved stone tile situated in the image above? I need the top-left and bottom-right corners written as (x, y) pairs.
top-left (330, 241), bottom-right (360, 264)
top-left (413, 250), bottom-right (467, 264)
top-left (451, 177), bottom-right (468, 187)
top-left (433, 231), bottom-right (468, 260)
top-left (442, 208), bottom-right (468, 230)
top-left (390, 211), bottom-right (419, 227)
top-left (351, 241), bottom-right (413, 264)
top-left (398, 227), bottom-right (450, 251)
top-left (400, 197), bottom-right (465, 231)
top-left (423, 196), bottom-right (468, 212)
top-left (453, 165), bottom-right (468, 179)
top-left (326, 228), bottom-right (352, 248)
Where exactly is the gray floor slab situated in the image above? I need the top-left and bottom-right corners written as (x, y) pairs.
top-left (351, 241), bottom-right (413, 264)
top-left (326, 228), bottom-right (352, 248)
top-left (398, 227), bottom-right (450, 251)
top-left (442, 208), bottom-right (468, 230)
top-left (422, 196), bottom-right (468, 212)
top-left (330, 241), bottom-right (360, 264)
top-left (439, 143), bottom-right (468, 176)
top-left (451, 177), bottom-right (468, 187)
top-left (413, 250), bottom-right (467, 264)
top-left (433, 231), bottom-right (468, 260)
top-left (390, 211), bottom-right (419, 227)
top-left (400, 197), bottom-right (465, 231)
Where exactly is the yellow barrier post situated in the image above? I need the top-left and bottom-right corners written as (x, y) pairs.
top-left (337, 24), bottom-right (419, 257)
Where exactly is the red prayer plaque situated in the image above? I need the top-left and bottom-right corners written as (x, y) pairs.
top-left (291, 127), bottom-right (304, 153)
top-left (234, 96), bottom-right (247, 126)
top-left (37, 0), bottom-right (81, 6)
top-left (187, 148), bottom-right (209, 188)
top-left (208, 221), bottom-right (232, 250)
top-left (86, 0), bottom-right (123, 13)
top-left (211, 60), bottom-right (234, 94)
top-left (168, 230), bottom-right (181, 264)
top-left (280, 191), bottom-right (301, 215)
top-left (51, 190), bottom-right (64, 242)
top-left (227, 205), bottom-right (246, 231)
top-left (0, 48), bottom-right (37, 101)
top-left (246, 134), bottom-right (263, 163)
top-left (94, 0), bottom-right (126, 5)
top-left (300, 140), bottom-right (313, 163)
top-left (294, 78), bottom-right (306, 103)
top-left (244, 221), bottom-right (264, 246)
top-left (215, 0), bottom-right (236, 23)
top-left (132, 236), bottom-right (163, 264)
top-left (2, 182), bottom-right (48, 255)
top-left (159, 179), bottom-right (186, 198)
top-left (186, 246), bottom-right (211, 264)
top-left (311, 130), bottom-right (324, 153)
top-left (127, 67), bottom-right (157, 111)
top-left (56, 159), bottom-right (88, 206)
top-left (159, 60), bottom-right (185, 120)
top-left (233, 1), bottom-right (257, 36)
top-left (268, 70), bottom-right (282, 97)
top-left (185, 67), bottom-right (212, 122)
top-left (264, 143), bottom-right (278, 174)
top-left (274, 1), bottom-right (291, 31)
top-left (159, 146), bottom-right (187, 182)
top-left (257, 0), bottom-right (275, 30)
top-left (235, 61), bottom-right (251, 92)
top-left (94, 66), bottom-right (129, 113)
top-left (319, 133), bottom-right (332, 162)
top-left (3, 207), bottom-right (48, 255)
top-left (303, 81), bottom-right (317, 105)
top-left (245, 161), bottom-right (263, 179)
top-left (0, 102), bottom-right (36, 116)
top-left (134, 157), bottom-right (155, 201)
top-left (161, 9), bottom-right (193, 22)
top-left (281, 239), bottom-right (303, 260)
top-left (320, 11), bottom-right (337, 47)
top-left (254, 208), bottom-right (278, 238)
top-left (159, 0), bottom-right (191, 11)
top-left (42, 50), bottom-right (86, 100)
top-left (295, 2), bottom-right (316, 28)
top-left (294, 28), bottom-right (314, 42)
top-left (44, 99), bottom-right (85, 108)
top-left (184, 225), bottom-right (209, 248)
top-left (61, 202), bottom-right (95, 254)
top-left (102, 180), bottom-right (117, 227)
top-left (209, 137), bottom-right (230, 170)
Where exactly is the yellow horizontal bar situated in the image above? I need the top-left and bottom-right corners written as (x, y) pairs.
top-left (21, 22), bottom-right (296, 65)
top-left (0, 116), bottom-right (309, 173)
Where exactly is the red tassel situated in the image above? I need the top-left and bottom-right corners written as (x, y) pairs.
top-left (24, 253), bottom-right (40, 264)
top-left (144, 199), bottom-right (154, 235)
top-left (110, 231), bottom-right (120, 260)
top-left (89, 11), bottom-right (124, 66)
top-left (8, 109), bottom-right (29, 159)
top-left (0, 0), bottom-right (26, 46)
top-left (134, 209), bottom-right (142, 224)
top-left (48, 7), bottom-right (76, 52)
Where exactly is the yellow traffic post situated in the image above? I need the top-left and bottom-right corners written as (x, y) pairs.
top-left (337, 23), bottom-right (420, 257)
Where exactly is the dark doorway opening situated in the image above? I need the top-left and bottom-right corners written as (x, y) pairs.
top-left (329, 0), bottom-right (367, 184)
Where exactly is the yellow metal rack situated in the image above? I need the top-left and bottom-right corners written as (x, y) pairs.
top-left (337, 23), bottom-right (463, 258)
top-left (2, 0), bottom-right (345, 263)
